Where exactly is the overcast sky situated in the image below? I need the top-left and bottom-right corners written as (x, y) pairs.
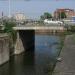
top-left (0, 0), bottom-right (75, 19)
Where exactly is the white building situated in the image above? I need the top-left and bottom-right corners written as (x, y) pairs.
top-left (13, 13), bottom-right (26, 22)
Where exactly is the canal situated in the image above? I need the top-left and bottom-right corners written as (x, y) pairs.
top-left (0, 34), bottom-right (61, 75)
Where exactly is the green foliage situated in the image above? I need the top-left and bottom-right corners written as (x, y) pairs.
top-left (4, 21), bottom-right (17, 43)
top-left (58, 12), bottom-right (66, 19)
top-left (70, 26), bottom-right (75, 32)
top-left (40, 12), bottom-right (52, 20)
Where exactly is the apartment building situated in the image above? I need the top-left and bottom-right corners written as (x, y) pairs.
top-left (54, 8), bottom-right (75, 19)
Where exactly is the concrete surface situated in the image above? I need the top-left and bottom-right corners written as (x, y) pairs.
top-left (53, 34), bottom-right (75, 75)
top-left (0, 34), bottom-right (9, 65)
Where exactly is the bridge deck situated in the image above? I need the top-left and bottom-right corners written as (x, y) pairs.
top-left (13, 25), bottom-right (65, 30)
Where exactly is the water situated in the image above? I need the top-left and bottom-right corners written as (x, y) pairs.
top-left (0, 34), bottom-right (61, 75)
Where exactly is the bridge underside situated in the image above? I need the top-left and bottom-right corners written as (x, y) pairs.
top-left (19, 30), bottom-right (35, 51)
top-left (14, 30), bottom-right (35, 54)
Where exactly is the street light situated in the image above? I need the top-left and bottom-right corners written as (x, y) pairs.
top-left (8, 0), bottom-right (11, 18)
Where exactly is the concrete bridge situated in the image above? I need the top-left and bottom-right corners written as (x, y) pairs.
top-left (13, 24), bottom-right (65, 55)
top-left (13, 23), bottom-right (65, 30)
top-left (0, 24), bottom-right (66, 65)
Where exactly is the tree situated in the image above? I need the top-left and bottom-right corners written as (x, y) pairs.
top-left (4, 21), bottom-right (17, 43)
top-left (40, 12), bottom-right (52, 20)
top-left (3, 21), bottom-right (17, 55)
top-left (58, 12), bottom-right (66, 19)
top-left (40, 15), bottom-right (45, 20)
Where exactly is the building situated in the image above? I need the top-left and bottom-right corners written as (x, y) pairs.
top-left (13, 13), bottom-right (26, 22)
top-left (54, 8), bottom-right (75, 19)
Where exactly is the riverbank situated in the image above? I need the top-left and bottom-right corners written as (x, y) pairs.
top-left (53, 34), bottom-right (75, 75)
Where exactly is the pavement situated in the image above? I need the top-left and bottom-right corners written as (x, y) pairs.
top-left (53, 34), bottom-right (75, 75)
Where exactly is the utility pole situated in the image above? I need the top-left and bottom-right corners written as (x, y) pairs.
top-left (8, 0), bottom-right (11, 18)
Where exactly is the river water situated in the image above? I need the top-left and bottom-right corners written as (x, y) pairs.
top-left (0, 34), bottom-right (61, 75)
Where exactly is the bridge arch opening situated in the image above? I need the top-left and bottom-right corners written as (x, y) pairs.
top-left (19, 30), bottom-right (35, 51)
top-left (15, 30), bottom-right (35, 54)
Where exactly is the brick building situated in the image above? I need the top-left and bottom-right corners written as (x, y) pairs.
top-left (54, 8), bottom-right (75, 19)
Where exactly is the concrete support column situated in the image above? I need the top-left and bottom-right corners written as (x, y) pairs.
top-left (14, 31), bottom-right (24, 54)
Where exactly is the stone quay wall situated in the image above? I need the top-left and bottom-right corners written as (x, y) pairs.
top-left (0, 34), bottom-right (9, 65)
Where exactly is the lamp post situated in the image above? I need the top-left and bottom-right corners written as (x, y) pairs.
top-left (8, 0), bottom-right (11, 18)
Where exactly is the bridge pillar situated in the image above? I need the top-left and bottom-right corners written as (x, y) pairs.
top-left (14, 31), bottom-right (24, 54)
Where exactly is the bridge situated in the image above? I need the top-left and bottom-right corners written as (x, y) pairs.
top-left (0, 20), bottom-right (74, 65)
top-left (13, 23), bottom-right (65, 55)
top-left (13, 23), bottom-right (65, 30)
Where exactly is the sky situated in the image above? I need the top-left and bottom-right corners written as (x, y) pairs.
top-left (0, 0), bottom-right (75, 19)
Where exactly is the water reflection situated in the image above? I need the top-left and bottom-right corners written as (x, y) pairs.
top-left (0, 34), bottom-right (61, 75)
top-left (0, 62), bottom-right (9, 75)
top-left (9, 49), bottom-right (35, 75)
